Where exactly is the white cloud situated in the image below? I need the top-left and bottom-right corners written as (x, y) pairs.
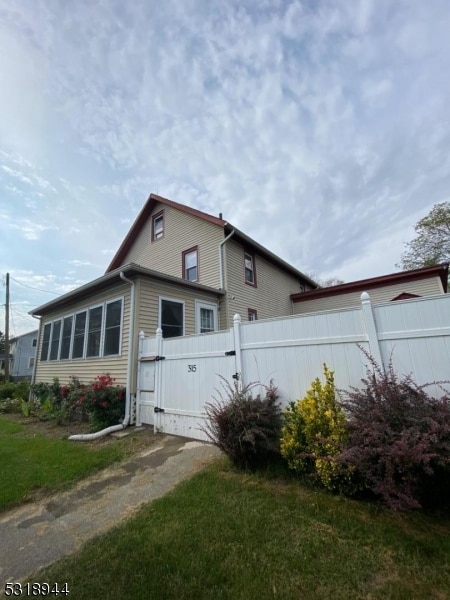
top-left (1, 0), bottom-right (450, 332)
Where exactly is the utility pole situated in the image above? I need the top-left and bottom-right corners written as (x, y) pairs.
top-left (4, 273), bottom-right (9, 381)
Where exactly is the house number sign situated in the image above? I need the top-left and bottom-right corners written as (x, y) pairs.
top-left (188, 364), bottom-right (197, 372)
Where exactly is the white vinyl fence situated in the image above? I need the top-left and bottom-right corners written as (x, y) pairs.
top-left (136, 293), bottom-right (450, 441)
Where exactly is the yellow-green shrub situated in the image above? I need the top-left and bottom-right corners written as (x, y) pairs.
top-left (281, 365), bottom-right (350, 491)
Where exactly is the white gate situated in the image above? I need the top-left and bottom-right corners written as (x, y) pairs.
top-left (137, 327), bottom-right (239, 440)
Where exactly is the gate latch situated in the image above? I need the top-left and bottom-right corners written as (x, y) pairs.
top-left (154, 406), bottom-right (165, 413)
top-left (232, 373), bottom-right (240, 380)
top-left (155, 355), bottom-right (166, 361)
top-left (225, 350), bottom-right (236, 356)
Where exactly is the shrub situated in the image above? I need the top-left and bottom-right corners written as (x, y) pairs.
top-left (339, 355), bottom-right (450, 510)
top-left (281, 365), bottom-right (355, 493)
top-left (0, 397), bottom-right (22, 414)
top-left (30, 377), bottom-right (79, 423)
top-left (84, 374), bottom-right (126, 430)
top-left (30, 376), bottom-right (124, 428)
top-left (0, 380), bottom-right (30, 401)
top-left (202, 377), bottom-right (283, 471)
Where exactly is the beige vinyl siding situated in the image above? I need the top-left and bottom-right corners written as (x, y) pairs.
top-left (224, 239), bottom-right (305, 326)
top-left (137, 278), bottom-right (223, 337)
top-left (34, 283), bottom-right (131, 387)
top-left (123, 203), bottom-right (224, 289)
top-left (293, 277), bottom-right (444, 315)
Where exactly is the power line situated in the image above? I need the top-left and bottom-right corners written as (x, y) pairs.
top-left (9, 276), bottom-right (60, 296)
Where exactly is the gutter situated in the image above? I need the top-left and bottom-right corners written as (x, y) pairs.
top-left (69, 271), bottom-right (136, 441)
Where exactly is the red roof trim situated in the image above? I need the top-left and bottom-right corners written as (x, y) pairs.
top-left (106, 193), bottom-right (226, 273)
top-left (290, 263), bottom-right (449, 302)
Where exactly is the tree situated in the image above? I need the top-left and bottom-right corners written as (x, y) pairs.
top-left (398, 202), bottom-right (450, 271)
top-left (307, 274), bottom-right (345, 288)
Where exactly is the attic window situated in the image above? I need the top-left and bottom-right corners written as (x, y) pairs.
top-left (152, 210), bottom-right (164, 241)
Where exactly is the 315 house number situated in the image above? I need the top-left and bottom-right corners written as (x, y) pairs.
top-left (187, 364), bottom-right (197, 372)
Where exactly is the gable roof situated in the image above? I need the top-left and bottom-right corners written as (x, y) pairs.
top-left (30, 263), bottom-right (225, 317)
top-left (290, 263), bottom-right (449, 303)
top-left (106, 192), bottom-right (318, 288)
top-left (106, 193), bottom-right (226, 273)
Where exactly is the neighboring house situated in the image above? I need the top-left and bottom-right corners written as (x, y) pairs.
top-left (291, 263), bottom-right (448, 314)
top-left (9, 329), bottom-right (38, 381)
top-left (30, 193), bottom-right (317, 393)
top-left (0, 354), bottom-right (13, 379)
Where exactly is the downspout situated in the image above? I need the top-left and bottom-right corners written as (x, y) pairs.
top-left (30, 316), bottom-right (41, 388)
top-left (219, 228), bottom-right (236, 289)
top-left (69, 271), bottom-right (136, 441)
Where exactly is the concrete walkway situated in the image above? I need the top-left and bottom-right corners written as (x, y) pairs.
top-left (0, 434), bottom-right (220, 588)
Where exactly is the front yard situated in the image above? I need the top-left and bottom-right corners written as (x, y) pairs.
top-left (32, 460), bottom-right (450, 599)
top-left (0, 415), bottom-right (156, 511)
top-left (2, 413), bottom-right (450, 598)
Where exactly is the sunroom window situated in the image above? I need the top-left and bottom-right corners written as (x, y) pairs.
top-left (104, 299), bottom-right (122, 355)
top-left (87, 306), bottom-right (103, 357)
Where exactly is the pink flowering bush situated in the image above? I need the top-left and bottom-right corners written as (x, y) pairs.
top-left (31, 374), bottom-right (125, 429)
top-left (84, 374), bottom-right (126, 430)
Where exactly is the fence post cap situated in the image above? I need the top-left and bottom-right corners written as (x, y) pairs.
top-left (139, 331), bottom-right (145, 340)
top-left (361, 292), bottom-right (371, 302)
top-left (233, 313), bottom-right (241, 323)
top-left (156, 327), bottom-right (163, 336)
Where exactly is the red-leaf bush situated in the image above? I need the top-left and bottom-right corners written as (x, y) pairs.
top-left (202, 377), bottom-right (283, 471)
top-left (85, 374), bottom-right (126, 430)
top-left (338, 355), bottom-right (450, 510)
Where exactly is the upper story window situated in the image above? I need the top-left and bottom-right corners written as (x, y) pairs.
top-left (152, 210), bottom-right (164, 241)
top-left (183, 247), bottom-right (198, 282)
top-left (32, 338), bottom-right (37, 347)
top-left (244, 251), bottom-right (256, 286)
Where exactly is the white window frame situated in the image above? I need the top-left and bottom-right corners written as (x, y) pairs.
top-left (152, 210), bottom-right (164, 241)
top-left (158, 296), bottom-right (185, 338)
top-left (244, 251), bottom-right (256, 286)
top-left (72, 309), bottom-right (88, 360)
top-left (38, 297), bottom-right (124, 362)
top-left (195, 300), bottom-right (218, 334)
top-left (49, 319), bottom-right (63, 361)
top-left (86, 303), bottom-right (104, 358)
top-left (103, 298), bottom-right (124, 357)
top-left (59, 315), bottom-right (74, 361)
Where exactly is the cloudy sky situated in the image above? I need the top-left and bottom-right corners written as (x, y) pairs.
top-left (1, 0), bottom-right (450, 336)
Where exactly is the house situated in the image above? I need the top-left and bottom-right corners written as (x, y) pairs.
top-left (30, 193), bottom-right (317, 395)
top-left (291, 263), bottom-right (448, 314)
top-left (0, 353), bottom-right (13, 380)
top-left (9, 329), bottom-right (38, 381)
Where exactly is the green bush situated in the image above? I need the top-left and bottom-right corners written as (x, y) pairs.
top-left (0, 380), bottom-right (30, 401)
top-left (31, 375), bottom-right (125, 429)
top-left (0, 397), bottom-right (22, 414)
top-left (202, 377), bottom-right (283, 471)
top-left (281, 365), bottom-right (356, 493)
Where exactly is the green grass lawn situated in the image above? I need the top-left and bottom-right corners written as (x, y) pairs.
top-left (0, 417), bottom-right (127, 511)
top-left (33, 459), bottom-right (450, 600)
